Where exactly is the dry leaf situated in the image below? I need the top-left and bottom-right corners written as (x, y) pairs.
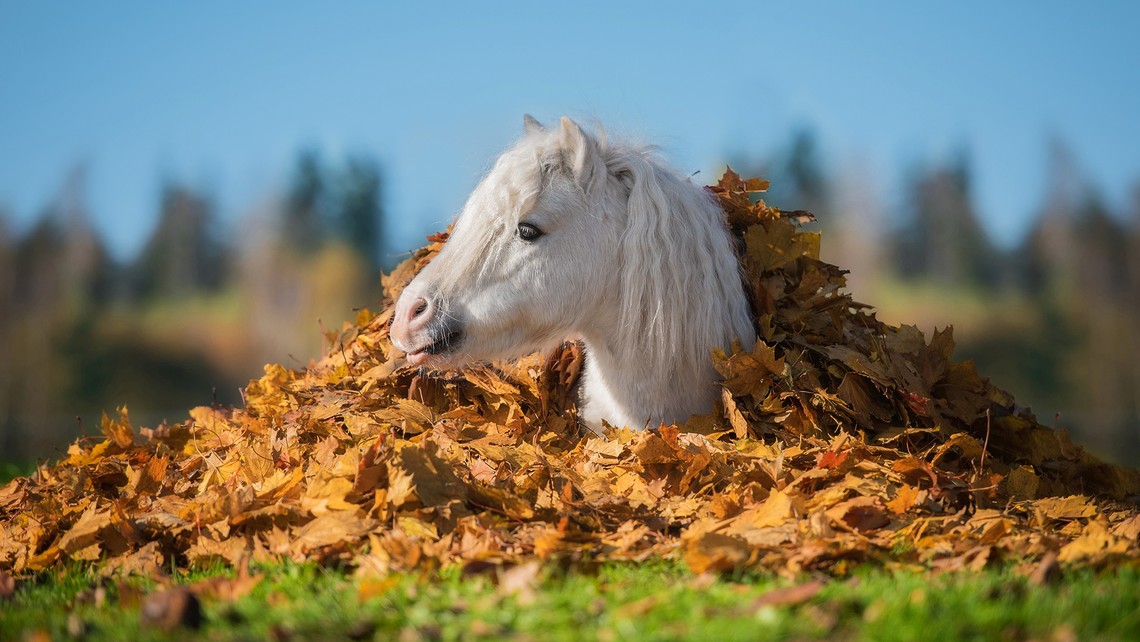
top-left (140, 587), bottom-right (202, 631)
top-left (752, 579), bottom-right (825, 608)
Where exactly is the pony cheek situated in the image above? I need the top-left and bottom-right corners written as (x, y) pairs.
top-left (459, 309), bottom-right (564, 362)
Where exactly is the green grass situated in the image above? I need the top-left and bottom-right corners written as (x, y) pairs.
top-left (3, 561), bottom-right (1139, 641)
top-left (0, 461), bottom-right (34, 485)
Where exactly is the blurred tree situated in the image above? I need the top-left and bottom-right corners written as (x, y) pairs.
top-left (283, 150), bottom-right (328, 255)
top-left (827, 164), bottom-right (887, 299)
top-left (1022, 138), bottom-right (1084, 294)
top-left (4, 167), bottom-right (113, 462)
top-left (781, 128), bottom-right (828, 214)
top-left (335, 154), bottom-right (384, 269)
top-left (745, 127), bottom-right (830, 220)
top-left (1065, 195), bottom-right (1135, 457)
top-left (1014, 139), bottom-right (1140, 461)
top-left (894, 152), bottom-right (1000, 286)
top-left (1073, 196), bottom-right (1130, 294)
top-left (1128, 184), bottom-right (1140, 442)
top-left (0, 213), bottom-right (14, 460)
top-left (0, 152), bottom-right (395, 464)
top-left (1131, 183), bottom-right (1140, 277)
top-left (12, 166), bottom-right (111, 308)
top-left (132, 184), bottom-right (226, 299)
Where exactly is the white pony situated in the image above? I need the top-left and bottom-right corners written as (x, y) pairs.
top-left (390, 116), bottom-right (756, 432)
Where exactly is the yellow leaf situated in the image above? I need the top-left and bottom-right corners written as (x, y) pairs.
top-left (1034, 495), bottom-right (1097, 521)
top-left (100, 406), bottom-right (135, 449)
top-left (397, 515), bottom-right (440, 541)
top-left (682, 532), bottom-right (753, 574)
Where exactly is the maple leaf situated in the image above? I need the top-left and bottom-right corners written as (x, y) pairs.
top-left (716, 340), bottom-right (786, 397)
top-left (100, 407), bottom-right (135, 449)
top-left (140, 587), bottom-right (202, 632)
top-left (683, 532), bottom-right (754, 574)
top-left (744, 220), bottom-right (820, 273)
top-left (0, 570), bottom-right (15, 598)
top-left (751, 579), bottom-right (825, 608)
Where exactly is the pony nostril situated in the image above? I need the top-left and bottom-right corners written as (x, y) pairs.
top-left (412, 298), bottom-right (429, 319)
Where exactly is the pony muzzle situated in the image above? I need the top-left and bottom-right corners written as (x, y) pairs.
top-left (391, 294), bottom-right (464, 364)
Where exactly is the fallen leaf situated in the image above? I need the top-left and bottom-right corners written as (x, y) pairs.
top-left (140, 587), bottom-right (202, 631)
top-left (683, 532), bottom-right (754, 574)
top-left (752, 579), bottom-right (825, 608)
top-left (0, 570), bottom-right (14, 599)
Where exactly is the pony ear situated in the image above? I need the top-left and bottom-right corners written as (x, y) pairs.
top-left (559, 116), bottom-right (601, 187)
top-left (523, 114), bottom-right (544, 134)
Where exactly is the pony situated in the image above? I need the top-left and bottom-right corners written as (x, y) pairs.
top-left (390, 115), bottom-right (756, 432)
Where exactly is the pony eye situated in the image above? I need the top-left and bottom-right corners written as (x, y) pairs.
top-left (517, 222), bottom-right (544, 242)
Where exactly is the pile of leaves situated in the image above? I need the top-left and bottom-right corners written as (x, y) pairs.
top-left (2, 170), bottom-right (1139, 582)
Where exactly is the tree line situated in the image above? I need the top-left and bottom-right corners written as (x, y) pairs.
top-left (0, 152), bottom-right (385, 464)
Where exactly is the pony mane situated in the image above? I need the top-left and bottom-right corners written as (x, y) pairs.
top-left (602, 142), bottom-right (756, 390)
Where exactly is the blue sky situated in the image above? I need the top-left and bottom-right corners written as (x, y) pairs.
top-left (2, 1), bottom-right (1139, 259)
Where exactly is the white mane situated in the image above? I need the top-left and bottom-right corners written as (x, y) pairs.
top-left (390, 116), bottom-right (756, 432)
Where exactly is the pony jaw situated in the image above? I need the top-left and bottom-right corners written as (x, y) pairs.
top-left (402, 327), bottom-right (465, 365)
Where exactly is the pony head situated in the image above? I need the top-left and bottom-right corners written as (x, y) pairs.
top-left (391, 116), bottom-right (624, 365)
top-left (391, 116), bottom-right (755, 429)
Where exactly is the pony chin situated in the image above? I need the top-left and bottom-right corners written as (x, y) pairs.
top-left (403, 349), bottom-right (444, 367)
top-left (432, 326), bottom-right (564, 368)
top-left (409, 318), bottom-right (565, 370)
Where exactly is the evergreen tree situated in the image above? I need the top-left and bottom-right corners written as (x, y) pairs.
top-left (782, 128), bottom-right (828, 214)
top-left (1022, 138), bottom-right (1083, 293)
top-left (0, 213), bottom-right (13, 460)
top-left (132, 183), bottom-right (225, 298)
top-left (283, 150), bottom-right (327, 255)
top-left (336, 154), bottom-right (383, 269)
top-left (894, 152), bottom-right (998, 286)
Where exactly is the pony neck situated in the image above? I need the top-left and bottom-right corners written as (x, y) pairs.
top-left (575, 328), bottom-right (721, 434)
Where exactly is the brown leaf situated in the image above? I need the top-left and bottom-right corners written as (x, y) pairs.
top-left (58, 502), bottom-right (113, 556)
top-left (100, 406), bottom-right (135, 449)
top-left (713, 341), bottom-right (785, 399)
top-left (191, 558), bottom-right (261, 602)
top-left (103, 541), bottom-right (165, 578)
top-left (1003, 466), bottom-right (1040, 501)
top-left (722, 389), bottom-right (750, 439)
top-left (835, 374), bottom-right (893, 423)
top-left (140, 587), bottom-right (202, 631)
top-left (1111, 513), bottom-right (1140, 541)
top-left (683, 532), bottom-right (754, 574)
top-left (0, 569), bottom-right (14, 599)
top-left (498, 560), bottom-right (542, 605)
top-left (886, 485), bottom-right (921, 515)
top-left (752, 579), bottom-right (825, 608)
top-left (290, 512), bottom-right (377, 556)
top-left (1029, 551), bottom-right (1061, 587)
top-left (393, 444), bottom-right (468, 507)
top-left (737, 489), bottom-right (799, 530)
top-left (1035, 496), bottom-right (1097, 521)
top-left (827, 496), bottom-right (890, 533)
top-left (816, 450), bottom-right (849, 470)
top-left (1058, 520), bottom-right (1127, 563)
